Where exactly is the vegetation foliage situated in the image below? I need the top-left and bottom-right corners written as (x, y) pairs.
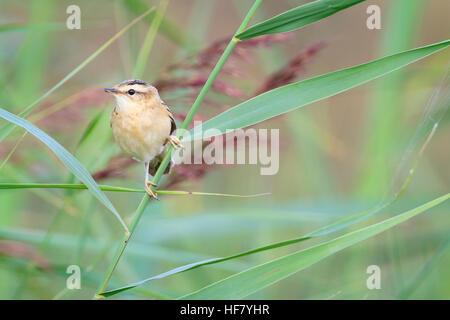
top-left (0, 0), bottom-right (448, 299)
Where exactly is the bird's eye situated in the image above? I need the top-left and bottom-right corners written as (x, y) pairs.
top-left (128, 89), bottom-right (135, 95)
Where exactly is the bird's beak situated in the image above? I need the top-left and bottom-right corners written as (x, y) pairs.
top-left (104, 88), bottom-right (118, 94)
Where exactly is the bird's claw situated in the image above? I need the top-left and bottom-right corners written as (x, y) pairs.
top-left (145, 182), bottom-right (159, 200)
top-left (147, 180), bottom-right (158, 187)
top-left (167, 135), bottom-right (184, 149)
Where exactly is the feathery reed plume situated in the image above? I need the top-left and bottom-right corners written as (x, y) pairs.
top-left (155, 34), bottom-right (291, 102)
top-left (255, 41), bottom-right (327, 94)
top-left (91, 37), bottom-right (326, 186)
top-left (155, 76), bottom-right (245, 99)
top-left (92, 157), bottom-right (136, 181)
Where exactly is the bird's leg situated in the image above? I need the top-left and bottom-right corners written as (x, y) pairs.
top-left (166, 135), bottom-right (184, 149)
top-left (144, 162), bottom-right (158, 200)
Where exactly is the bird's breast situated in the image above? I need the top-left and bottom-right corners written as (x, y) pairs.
top-left (110, 106), bottom-right (171, 162)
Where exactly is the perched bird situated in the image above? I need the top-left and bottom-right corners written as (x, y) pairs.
top-left (104, 79), bottom-right (182, 199)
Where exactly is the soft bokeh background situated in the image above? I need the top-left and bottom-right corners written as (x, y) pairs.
top-left (0, 0), bottom-right (449, 299)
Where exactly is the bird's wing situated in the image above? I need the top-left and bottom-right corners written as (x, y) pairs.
top-left (162, 101), bottom-right (176, 135)
top-left (169, 113), bottom-right (176, 135)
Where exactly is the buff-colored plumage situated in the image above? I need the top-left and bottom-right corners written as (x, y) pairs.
top-left (105, 79), bottom-right (180, 198)
top-left (110, 92), bottom-right (171, 162)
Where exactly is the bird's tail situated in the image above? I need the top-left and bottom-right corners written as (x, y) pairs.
top-left (148, 156), bottom-right (172, 176)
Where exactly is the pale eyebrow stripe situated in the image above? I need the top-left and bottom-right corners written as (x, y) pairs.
top-left (127, 85), bottom-right (148, 93)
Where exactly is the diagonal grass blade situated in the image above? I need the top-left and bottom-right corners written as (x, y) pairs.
top-left (0, 7), bottom-right (155, 142)
top-left (0, 107), bottom-right (129, 235)
top-left (181, 193), bottom-right (449, 299)
top-left (187, 40), bottom-right (449, 141)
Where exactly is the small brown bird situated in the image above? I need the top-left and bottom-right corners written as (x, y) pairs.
top-left (104, 79), bottom-right (182, 199)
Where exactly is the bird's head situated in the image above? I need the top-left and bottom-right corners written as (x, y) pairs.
top-left (104, 79), bottom-right (161, 109)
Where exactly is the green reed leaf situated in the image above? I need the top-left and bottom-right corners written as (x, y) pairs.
top-left (181, 194), bottom-right (449, 299)
top-left (0, 108), bottom-right (129, 234)
top-left (236, 0), bottom-right (366, 41)
top-left (188, 40), bottom-right (450, 141)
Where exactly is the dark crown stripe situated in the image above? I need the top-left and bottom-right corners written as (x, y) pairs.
top-left (118, 79), bottom-right (150, 87)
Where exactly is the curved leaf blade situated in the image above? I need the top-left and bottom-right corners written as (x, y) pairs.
top-left (0, 108), bottom-right (129, 234)
top-left (236, 0), bottom-right (366, 41)
top-left (181, 194), bottom-right (449, 299)
top-left (187, 40), bottom-right (450, 141)
top-left (96, 200), bottom-right (392, 297)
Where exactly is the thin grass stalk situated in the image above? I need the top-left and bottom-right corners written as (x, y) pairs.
top-left (0, 90), bottom-right (89, 169)
top-left (27, 89), bottom-right (88, 123)
top-left (94, 0), bottom-right (263, 298)
top-left (1, 168), bottom-right (80, 215)
top-left (133, 0), bottom-right (169, 78)
top-left (0, 8), bottom-right (155, 142)
top-left (0, 132), bottom-right (26, 171)
top-left (0, 183), bottom-right (269, 197)
top-left (13, 5), bottom-right (167, 292)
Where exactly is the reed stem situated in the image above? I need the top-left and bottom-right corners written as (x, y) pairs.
top-left (95, 0), bottom-right (262, 298)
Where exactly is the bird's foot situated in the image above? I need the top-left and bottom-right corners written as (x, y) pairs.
top-left (167, 135), bottom-right (184, 149)
top-left (145, 182), bottom-right (159, 200)
top-left (147, 180), bottom-right (158, 187)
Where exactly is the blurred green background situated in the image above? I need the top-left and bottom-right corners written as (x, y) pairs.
top-left (0, 0), bottom-right (449, 299)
